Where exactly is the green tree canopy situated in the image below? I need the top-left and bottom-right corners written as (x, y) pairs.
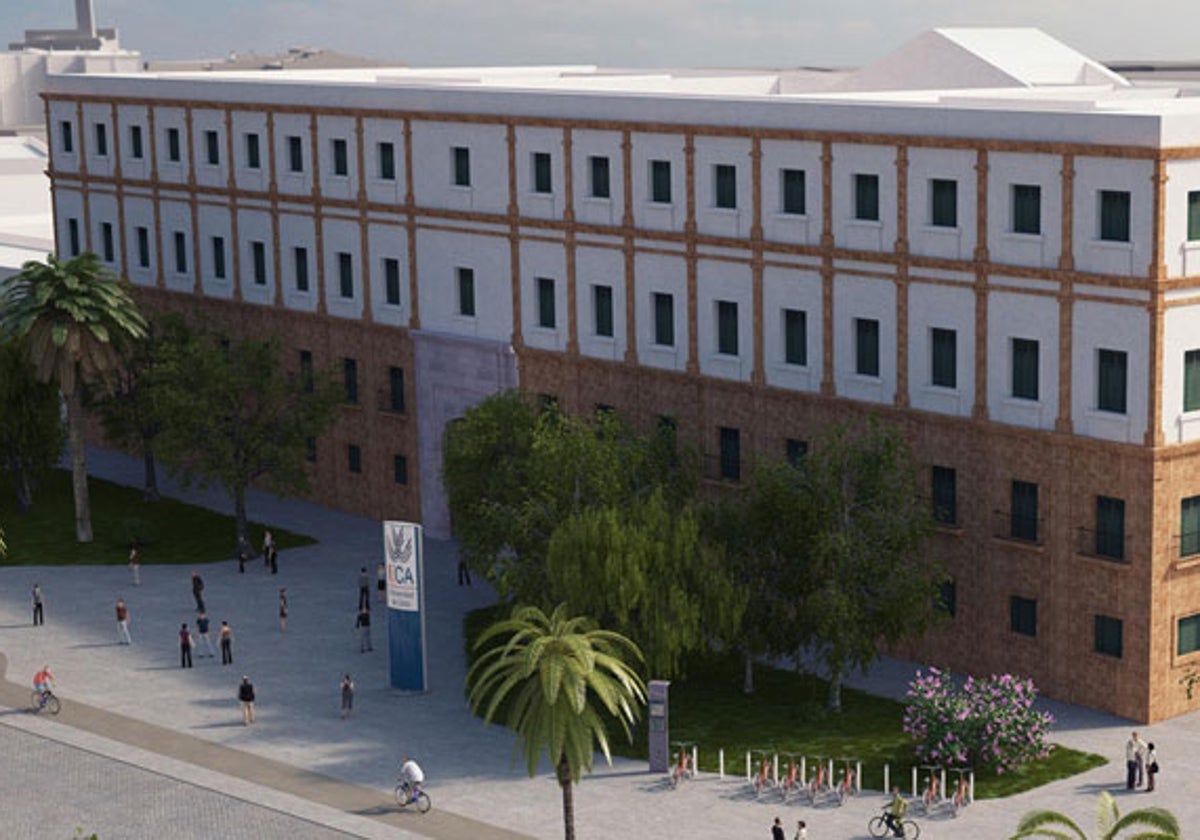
top-left (0, 338), bottom-right (65, 511)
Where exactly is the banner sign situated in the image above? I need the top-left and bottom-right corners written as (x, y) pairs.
top-left (383, 520), bottom-right (428, 692)
top-left (385, 521), bottom-right (420, 612)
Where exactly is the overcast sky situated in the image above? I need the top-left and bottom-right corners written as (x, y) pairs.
top-left (7, 0), bottom-right (1200, 67)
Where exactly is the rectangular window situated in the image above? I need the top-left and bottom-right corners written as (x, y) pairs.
top-left (457, 267), bottom-right (476, 317)
top-left (653, 292), bottom-right (674, 347)
top-left (650, 160), bottom-right (671, 203)
top-left (293, 246), bottom-right (309, 292)
top-left (299, 350), bottom-right (313, 393)
top-left (332, 138), bottom-right (349, 177)
top-left (719, 426), bottom-right (741, 481)
top-left (589, 156), bottom-right (610, 199)
top-left (855, 317), bottom-right (880, 377)
top-left (1179, 613), bottom-right (1200, 656)
top-left (251, 241), bottom-right (267, 286)
top-left (67, 218), bottom-right (80, 256)
top-left (786, 438), bottom-right (808, 468)
top-left (536, 277), bottom-right (556, 329)
top-left (348, 444), bottom-right (362, 474)
top-left (1010, 596), bottom-right (1037, 637)
top-left (377, 141), bottom-right (396, 181)
top-left (166, 127), bottom-right (181, 162)
top-left (1189, 191), bottom-right (1200, 242)
top-left (1012, 184), bottom-right (1041, 234)
top-left (593, 285), bottom-right (614, 338)
top-left (781, 169), bottom-right (806, 215)
top-left (136, 226), bottom-right (150, 268)
top-left (211, 236), bottom-right (226, 280)
top-left (337, 252), bottom-right (354, 299)
top-left (1095, 496), bottom-right (1126, 561)
top-left (532, 152), bottom-right (552, 193)
top-left (383, 257), bottom-right (401, 306)
top-left (1186, 349), bottom-right (1200, 412)
top-left (94, 123), bottom-right (108, 157)
top-left (129, 125), bottom-right (144, 160)
top-left (716, 300), bottom-right (738, 355)
top-left (938, 580), bottom-right (957, 618)
top-left (1182, 496), bottom-right (1200, 557)
top-left (60, 121), bottom-right (73, 154)
top-left (930, 179), bottom-right (957, 227)
top-left (204, 130), bottom-right (219, 166)
top-left (1097, 349), bottom-right (1128, 414)
top-left (453, 146), bottom-right (471, 187)
top-left (245, 133), bottom-right (261, 169)
top-left (393, 454), bottom-right (408, 485)
top-left (714, 164), bottom-right (737, 209)
top-left (784, 309), bottom-right (807, 366)
top-left (388, 366), bottom-right (405, 413)
top-left (931, 327), bottom-right (957, 388)
top-left (1011, 480), bottom-right (1039, 542)
top-left (173, 231), bottom-right (187, 274)
top-left (1099, 190), bottom-right (1131, 242)
top-left (1094, 615), bottom-right (1123, 658)
top-left (304, 437), bottom-right (316, 463)
top-left (287, 136), bottom-right (303, 173)
top-left (854, 173), bottom-right (880, 221)
top-left (343, 358), bottom-right (358, 404)
top-left (932, 466), bottom-right (957, 526)
top-left (1011, 338), bottom-right (1039, 400)
top-left (100, 222), bottom-right (114, 262)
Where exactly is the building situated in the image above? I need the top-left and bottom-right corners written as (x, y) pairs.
top-left (40, 28), bottom-right (1200, 722)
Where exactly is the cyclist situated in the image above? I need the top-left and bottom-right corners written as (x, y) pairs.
top-left (399, 756), bottom-right (425, 802)
top-left (33, 665), bottom-right (54, 704)
top-left (884, 786), bottom-right (908, 838)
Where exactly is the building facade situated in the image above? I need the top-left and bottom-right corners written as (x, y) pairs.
top-left (41, 29), bottom-right (1200, 722)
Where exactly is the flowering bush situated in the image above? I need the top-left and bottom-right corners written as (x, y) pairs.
top-left (902, 668), bottom-right (1054, 773)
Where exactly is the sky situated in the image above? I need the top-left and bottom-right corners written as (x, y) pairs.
top-left (6, 0), bottom-right (1200, 68)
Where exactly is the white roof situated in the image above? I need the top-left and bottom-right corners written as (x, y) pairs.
top-left (0, 136), bottom-right (54, 276)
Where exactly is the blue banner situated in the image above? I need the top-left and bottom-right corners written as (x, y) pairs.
top-left (384, 521), bottom-right (427, 692)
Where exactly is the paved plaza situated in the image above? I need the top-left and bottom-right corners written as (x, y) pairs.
top-left (2, 448), bottom-right (1200, 839)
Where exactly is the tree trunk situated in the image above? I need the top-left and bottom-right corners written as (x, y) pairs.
top-left (827, 668), bottom-right (843, 713)
top-left (742, 647), bottom-right (755, 695)
top-left (66, 387), bottom-right (93, 543)
top-left (142, 444), bottom-right (161, 501)
top-left (233, 484), bottom-right (248, 550)
top-left (556, 752), bottom-right (575, 840)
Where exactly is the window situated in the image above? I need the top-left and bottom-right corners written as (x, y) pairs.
top-left (593, 285), bottom-right (614, 338)
top-left (66, 218), bottom-right (80, 256)
top-left (536, 277), bottom-right (556, 329)
top-left (539, 393), bottom-right (559, 413)
top-left (343, 358), bottom-right (358, 404)
top-left (1179, 614), bottom-right (1200, 656)
top-left (1186, 349), bottom-right (1200, 412)
top-left (716, 300), bottom-right (738, 355)
top-left (251, 241), bottom-right (267, 286)
top-left (854, 173), bottom-right (880, 221)
top-left (786, 438), bottom-right (808, 468)
top-left (714, 164), bottom-right (737, 209)
top-left (388, 366), bottom-right (405, 412)
top-left (100, 222), bottom-right (114, 262)
top-left (299, 350), bottom-right (313, 393)
top-left (932, 466), bottom-right (957, 526)
top-left (930, 179), bottom-right (957, 227)
top-left (1012, 184), bottom-right (1041, 234)
top-left (781, 169), bottom-right (805, 215)
top-left (348, 444), bottom-right (362, 474)
top-left (1011, 338), bottom-right (1039, 400)
top-left (1094, 615), bottom-right (1123, 658)
top-left (393, 454), bottom-right (408, 485)
top-left (383, 257), bottom-right (401, 306)
top-left (589, 156), bottom-right (610, 199)
top-left (1011, 480), bottom-right (1039, 542)
top-left (94, 123), bottom-right (108, 157)
top-left (293, 246), bottom-right (309, 292)
top-left (1095, 496), bottom-right (1126, 561)
top-left (453, 146), bottom-right (470, 187)
top-left (337, 252), bottom-right (354, 299)
top-left (60, 121), bottom-right (73, 154)
top-left (784, 309), bottom-right (806, 366)
top-left (287, 136), bottom-right (303, 173)
top-left (1182, 495), bottom-right (1200, 557)
top-left (931, 328), bottom-right (956, 388)
top-left (1097, 349), bottom-right (1127, 414)
top-left (457, 267), bottom-right (476, 317)
top-left (136, 226), bottom-right (150, 268)
top-left (855, 318), bottom-right (880, 377)
top-left (204, 130), bottom-right (219, 166)
top-left (650, 160), bottom-right (671, 203)
top-left (377, 141), bottom-right (396, 181)
top-left (532, 152), bottom-right (552, 193)
top-left (1189, 191), bottom-right (1200, 242)
top-left (129, 125), bottom-right (144, 160)
top-left (1099, 190), bottom-right (1131, 242)
top-left (1010, 596), bottom-right (1037, 637)
top-left (653, 292), bottom-right (674, 347)
top-left (719, 426), bottom-right (741, 481)
top-left (332, 138), bottom-right (349, 177)
top-left (166, 127), bottom-right (181, 162)
top-left (245, 133), bottom-right (261, 169)
top-left (304, 436), bottom-right (317, 463)
top-left (208, 237), bottom-right (224, 280)
top-left (938, 580), bottom-right (957, 618)
top-left (173, 231), bottom-right (187, 274)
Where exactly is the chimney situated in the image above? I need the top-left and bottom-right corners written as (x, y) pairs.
top-left (75, 0), bottom-right (97, 38)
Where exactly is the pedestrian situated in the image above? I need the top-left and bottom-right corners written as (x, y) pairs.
top-left (196, 611), bottom-right (216, 657)
top-left (457, 557), bottom-right (471, 587)
top-left (794, 820), bottom-right (807, 840)
top-left (219, 620), bottom-right (234, 665)
top-left (771, 816), bottom-right (786, 840)
top-left (237, 538), bottom-right (248, 574)
top-left (340, 673), bottom-right (355, 718)
top-left (31, 584), bottom-right (44, 626)
top-left (179, 622), bottom-right (193, 668)
top-left (263, 529), bottom-right (274, 571)
top-left (279, 588), bottom-right (288, 634)
top-left (1146, 742), bottom-right (1159, 792)
top-left (191, 571), bottom-right (205, 613)
top-left (376, 562), bottom-right (386, 602)
top-left (1125, 731), bottom-right (1141, 789)
top-left (238, 675), bottom-right (255, 725)
top-left (357, 567), bottom-right (370, 611)
top-left (1134, 731), bottom-right (1147, 788)
top-left (356, 606), bottom-right (373, 652)
top-left (129, 543), bottom-right (141, 586)
top-left (115, 597), bottom-right (132, 645)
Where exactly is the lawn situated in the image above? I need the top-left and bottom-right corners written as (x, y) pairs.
top-left (464, 604), bottom-right (1106, 800)
top-left (0, 470), bottom-right (315, 565)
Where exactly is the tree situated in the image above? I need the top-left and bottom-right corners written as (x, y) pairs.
top-left (1011, 792), bottom-right (1179, 839)
top-left (154, 321), bottom-right (340, 549)
top-left (0, 253), bottom-right (148, 542)
top-left (467, 604), bottom-right (645, 840)
top-left (0, 338), bottom-right (65, 511)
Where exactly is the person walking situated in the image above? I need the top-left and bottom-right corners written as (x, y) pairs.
top-left (356, 607), bottom-right (373, 652)
top-left (457, 557), bottom-right (471, 587)
top-left (357, 567), bottom-right (370, 611)
top-left (191, 572), bottom-right (205, 613)
top-left (1134, 731), bottom-right (1148, 788)
top-left (195, 612), bottom-right (216, 658)
top-left (771, 816), bottom-right (786, 840)
top-left (31, 584), bottom-right (44, 626)
top-left (219, 621), bottom-right (234, 665)
top-left (238, 675), bottom-right (255, 725)
top-left (376, 562), bottom-right (386, 602)
top-left (129, 543), bottom-right (141, 586)
top-left (262, 529), bottom-right (275, 571)
top-left (115, 598), bottom-right (132, 645)
top-left (179, 623), bottom-right (194, 668)
top-left (1146, 742), bottom-right (1159, 792)
top-left (237, 538), bottom-right (249, 574)
top-left (339, 673), bottom-right (355, 718)
top-left (278, 588), bottom-right (288, 635)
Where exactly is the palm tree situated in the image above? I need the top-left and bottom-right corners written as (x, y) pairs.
top-left (1011, 791), bottom-right (1180, 840)
top-left (0, 253), bottom-right (148, 542)
top-left (467, 603), bottom-right (646, 840)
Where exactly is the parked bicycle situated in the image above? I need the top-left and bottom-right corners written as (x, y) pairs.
top-left (394, 780), bottom-right (431, 813)
top-left (919, 771), bottom-right (942, 815)
top-left (868, 806), bottom-right (921, 839)
top-left (779, 755), bottom-right (801, 802)
top-left (950, 772), bottom-right (971, 817)
top-left (835, 760), bottom-right (857, 806)
top-left (30, 688), bottom-right (60, 716)
top-left (668, 742), bottom-right (695, 789)
top-left (751, 754), bottom-right (774, 798)
top-left (807, 758), bottom-right (830, 804)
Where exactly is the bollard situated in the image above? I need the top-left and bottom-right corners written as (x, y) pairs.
top-left (940, 768), bottom-right (946, 799)
top-left (856, 761), bottom-right (862, 793)
top-left (969, 771), bottom-right (975, 802)
top-left (693, 745), bottom-right (699, 778)
top-left (746, 751), bottom-right (751, 782)
top-left (828, 758), bottom-right (834, 784)
top-left (719, 748), bottom-right (725, 780)
top-left (883, 763), bottom-right (890, 793)
top-left (773, 754), bottom-right (779, 785)
top-left (800, 756), bottom-right (807, 783)
top-left (911, 767), bottom-right (918, 797)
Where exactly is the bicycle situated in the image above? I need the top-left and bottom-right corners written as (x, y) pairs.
top-left (919, 774), bottom-right (942, 815)
top-left (779, 757), bottom-right (801, 802)
top-left (394, 780), bottom-right (431, 813)
top-left (835, 764), bottom-right (857, 806)
top-left (668, 747), bottom-right (694, 789)
top-left (807, 761), bottom-right (830, 805)
top-left (950, 775), bottom-right (970, 817)
top-left (868, 807), bottom-right (920, 839)
top-left (751, 756), bottom-right (774, 798)
top-left (30, 689), bottom-right (61, 716)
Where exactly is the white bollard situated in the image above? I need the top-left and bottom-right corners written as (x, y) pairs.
top-left (969, 771), bottom-right (975, 802)
top-left (883, 763), bottom-right (890, 793)
top-left (911, 767), bottom-right (918, 797)
top-left (746, 751), bottom-right (751, 782)
top-left (693, 745), bottom-right (699, 777)
top-left (828, 758), bottom-right (834, 784)
top-left (719, 748), bottom-right (725, 780)
top-left (800, 756), bottom-right (807, 783)
top-left (856, 760), bottom-right (862, 793)
top-left (940, 768), bottom-right (946, 799)
top-left (773, 754), bottom-right (779, 785)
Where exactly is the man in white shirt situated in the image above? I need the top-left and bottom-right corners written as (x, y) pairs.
top-left (1125, 731), bottom-right (1145, 789)
top-left (400, 756), bottom-right (425, 801)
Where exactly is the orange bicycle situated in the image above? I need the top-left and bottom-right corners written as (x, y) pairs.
top-left (807, 760), bottom-right (830, 804)
top-left (836, 762), bottom-right (857, 806)
top-left (668, 744), bottom-right (694, 789)
top-left (751, 755), bottom-right (774, 798)
top-left (779, 756), bottom-right (801, 802)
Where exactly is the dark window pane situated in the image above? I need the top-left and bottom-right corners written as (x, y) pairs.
top-left (590, 156), bottom-right (610, 199)
top-left (173, 231), bottom-right (187, 273)
top-left (784, 309), bottom-right (806, 365)
top-left (338, 252), bottom-right (353, 299)
top-left (1094, 615), bottom-right (1123, 658)
top-left (453, 146), bottom-right (470, 186)
top-left (67, 218), bottom-right (79, 256)
top-left (930, 179), bottom-right (957, 227)
top-left (855, 318), bottom-right (879, 377)
top-left (378, 142), bottom-right (396, 180)
top-left (332, 138), bottom-right (348, 177)
top-left (130, 125), bottom-right (143, 159)
top-left (932, 466), bottom-right (957, 525)
top-left (537, 277), bottom-right (556, 329)
top-left (393, 454), bottom-right (408, 485)
top-left (288, 136), bottom-right (303, 172)
top-left (1012, 184), bottom-right (1041, 234)
top-left (384, 258), bottom-right (401, 306)
top-left (458, 267), bottom-right (475, 317)
top-left (167, 128), bottom-right (181, 162)
top-left (94, 123), bottom-right (108, 157)
top-left (304, 436), bottom-right (317, 463)
top-left (533, 152), bottom-right (552, 193)
top-left (299, 350), bottom-right (313, 393)
top-left (938, 580), bottom-right (957, 618)
top-left (715, 164), bottom-right (737, 209)
top-left (136, 226), bottom-right (150, 268)
top-left (651, 160), bottom-right (671, 203)
top-left (931, 327), bottom-right (956, 388)
top-left (1179, 614), bottom-right (1200, 656)
top-left (294, 247), bottom-right (309, 292)
top-left (1097, 349), bottom-right (1127, 414)
top-left (245, 133), bottom-right (261, 169)
top-left (1096, 496), bottom-right (1125, 560)
top-left (653, 292), bottom-right (674, 346)
top-left (60, 121), bottom-right (73, 154)
top-left (1185, 349), bottom-right (1200, 412)
top-left (343, 358), bottom-right (358, 404)
top-left (101, 222), bottom-right (114, 262)
top-left (1012, 338), bottom-right (1039, 400)
top-left (252, 241), bottom-right (267, 285)
top-left (1099, 190), bottom-right (1130, 242)
top-left (593, 285), bottom-right (613, 337)
top-left (782, 169), bottom-right (806, 215)
top-left (1182, 496), bottom-right (1200, 557)
top-left (786, 438), bottom-right (808, 468)
top-left (717, 300), bottom-right (738, 355)
top-left (1011, 480), bottom-right (1039, 542)
top-left (348, 444), bottom-right (362, 474)
top-left (389, 366), bottom-right (405, 412)
top-left (212, 237), bottom-right (226, 279)
top-left (1010, 596), bottom-right (1037, 637)
top-left (205, 130), bottom-right (219, 165)
top-left (719, 426), bottom-right (741, 481)
top-left (1189, 191), bottom-right (1200, 242)
top-left (855, 173), bottom-right (879, 221)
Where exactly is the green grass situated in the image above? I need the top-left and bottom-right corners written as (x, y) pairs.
top-left (463, 604), bottom-right (1106, 799)
top-left (0, 470), bottom-right (315, 565)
